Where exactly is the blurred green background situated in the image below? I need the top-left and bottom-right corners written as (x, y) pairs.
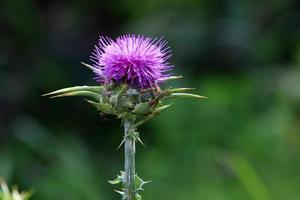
top-left (1, 0), bottom-right (300, 199)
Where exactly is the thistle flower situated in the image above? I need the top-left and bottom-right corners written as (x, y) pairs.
top-left (45, 34), bottom-right (206, 200)
top-left (90, 34), bottom-right (172, 89)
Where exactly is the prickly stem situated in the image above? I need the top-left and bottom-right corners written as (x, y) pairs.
top-left (124, 118), bottom-right (135, 200)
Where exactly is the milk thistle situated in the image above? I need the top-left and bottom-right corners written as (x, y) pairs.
top-left (44, 34), bottom-right (206, 200)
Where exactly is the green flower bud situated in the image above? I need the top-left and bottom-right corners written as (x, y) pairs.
top-left (133, 102), bottom-right (153, 115)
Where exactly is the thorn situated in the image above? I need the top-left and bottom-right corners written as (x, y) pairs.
top-left (136, 137), bottom-right (146, 147)
top-left (81, 62), bottom-right (99, 72)
top-left (117, 139), bottom-right (125, 150)
top-left (49, 94), bottom-right (63, 98)
top-left (159, 75), bottom-right (183, 81)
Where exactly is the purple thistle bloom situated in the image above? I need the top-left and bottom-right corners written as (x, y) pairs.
top-left (90, 34), bottom-right (173, 89)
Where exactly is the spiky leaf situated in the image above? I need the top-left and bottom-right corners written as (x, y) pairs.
top-left (154, 104), bottom-right (172, 115)
top-left (170, 93), bottom-right (207, 99)
top-left (134, 174), bottom-right (151, 200)
top-left (86, 100), bottom-right (117, 115)
top-left (115, 190), bottom-right (126, 200)
top-left (134, 175), bottom-right (150, 192)
top-left (48, 91), bottom-right (103, 102)
top-left (43, 86), bottom-right (105, 96)
top-left (108, 171), bottom-right (125, 185)
top-left (167, 88), bottom-right (195, 93)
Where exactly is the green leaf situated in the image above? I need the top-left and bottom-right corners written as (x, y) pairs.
top-left (0, 181), bottom-right (33, 200)
top-left (136, 193), bottom-right (142, 200)
top-left (108, 171), bottom-right (125, 185)
top-left (154, 104), bottom-right (172, 115)
top-left (151, 88), bottom-right (195, 105)
top-left (109, 171), bottom-right (127, 200)
top-left (133, 174), bottom-right (151, 200)
top-left (134, 174), bottom-right (151, 192)
top-left (115, 190), bottom-right (126, 200)
top-left (167, 88), bottom-right (195, 93)
top-left (170, 93), bottom-right (207, 99)
top-left (49, 91), bottom-right (103, 102)
top-left (20, 189), bottom-right (34, 200)
top-left (86, 100), bottom-right (117, 115)
top-left (108, 179), bottom-right (122, 185)
top-left (229, 153), bottom-right (272, 200)
top-left (42, 85), bottom-right (106, 96)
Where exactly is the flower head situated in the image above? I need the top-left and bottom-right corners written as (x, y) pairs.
top-left (91, 34), bottom-right (172, 89)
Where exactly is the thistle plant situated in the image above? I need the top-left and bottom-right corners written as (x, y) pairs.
top-left (44, 34), bottom-right (206, 200)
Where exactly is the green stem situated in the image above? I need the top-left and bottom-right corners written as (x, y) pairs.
top-left (124, 118), bottom-right (135, 200)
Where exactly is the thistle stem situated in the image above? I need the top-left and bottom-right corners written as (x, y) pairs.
top-left (124, 118), bottom-right (135, 200)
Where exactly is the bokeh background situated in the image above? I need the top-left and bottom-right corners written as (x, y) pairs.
top-left (1, 0), bottom-right (300, 199)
